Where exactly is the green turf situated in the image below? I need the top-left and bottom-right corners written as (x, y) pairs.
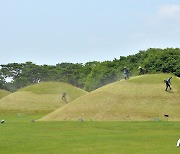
top-left (129, 74), bottom-right (180, 93)
top-left (41, 74), bottom-right (180, 121)
top-left (0, 82), bottom-right (87, 113)
top-left (0, 114), bottom-right (180, 154)
top-left (0, 89), bottom-right (11, 99)
top-left (19, 82), bottom-right (86, 95)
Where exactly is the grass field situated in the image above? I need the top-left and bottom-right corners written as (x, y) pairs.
top-left (0, 82), bottom-right (87, 113)
top-left (0, 114), bottom-right (180, 154)
top-left (41, 74), bottom-right (180, 121)
top-left (0, 89), bottom-right (11, 99)
top-left (0, 74), bottom-right (180, 153)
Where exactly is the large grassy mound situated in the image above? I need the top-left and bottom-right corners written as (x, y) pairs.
top-left (40, 74), bottom-right (180, 121)
top-left (0, 89), bottom-right (11, 99)
top-left (0, 82), bottom-right (87, 113)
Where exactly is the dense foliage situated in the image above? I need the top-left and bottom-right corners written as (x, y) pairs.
top-left (0, 48), bottom-right (179, 92)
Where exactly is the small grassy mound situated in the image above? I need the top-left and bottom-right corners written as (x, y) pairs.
top-left (0, 82), bottom-right (87, 113)
top-left (40, 74), bottom-right (180, 121)
top-left (0, 89), bottom-right (11, 99)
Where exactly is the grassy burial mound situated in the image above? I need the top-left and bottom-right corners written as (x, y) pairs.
top-left (0, 89), bottom-right (11, 99)
top-left (40, 74), bottom-right (180, 121)
top-left (0, 82), bottom-right (87, 113)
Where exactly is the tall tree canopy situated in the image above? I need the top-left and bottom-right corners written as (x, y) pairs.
top-left (0, 48), bottom-right (179, 92)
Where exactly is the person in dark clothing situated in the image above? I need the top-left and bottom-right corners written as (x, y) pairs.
top-left (139, 66), bottom-right (145, 75)
top-left (164, 77), bottom-right (172, 91)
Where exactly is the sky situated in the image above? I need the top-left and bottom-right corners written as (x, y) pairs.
top-left (0, 0), bottom-right (180, 65)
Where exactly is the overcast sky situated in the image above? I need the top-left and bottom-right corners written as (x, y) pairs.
top-left (0, 0), bottom-right (180, 65)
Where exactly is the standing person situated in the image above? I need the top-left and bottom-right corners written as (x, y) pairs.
top-left (164, 77), bottom-right (172, 91)
top-left (123, 67), bottom-right (130, 80)
top-left (62, 92), bottom-right (67, 103)
top-left (139, 66), bottom-right (145, 75)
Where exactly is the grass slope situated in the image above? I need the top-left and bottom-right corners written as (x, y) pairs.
top-left (0, 89), bottom-right (11, 99)
top-left (0, 82), bottom-right (87, 113)
top-left (40, 74), bottom-right (180, 121)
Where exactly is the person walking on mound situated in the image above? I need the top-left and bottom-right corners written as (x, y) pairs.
top-left (164, 77), bottom-right (172, 91)
top-left (62, 92), bottom-right (67, 103)
top-left (138, 66), bottom-right (145, 75)
top-left (123, 67), bottom-right (130, 80)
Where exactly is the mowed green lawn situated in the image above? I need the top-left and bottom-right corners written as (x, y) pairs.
top-left (0, 114), bottom-right (180, 154)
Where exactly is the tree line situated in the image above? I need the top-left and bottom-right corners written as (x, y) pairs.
top-left (0, 48), bottom-right (179, 92)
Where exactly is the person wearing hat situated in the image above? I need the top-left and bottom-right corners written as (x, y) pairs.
top-left (139, 66), bottom-right (145, 75)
